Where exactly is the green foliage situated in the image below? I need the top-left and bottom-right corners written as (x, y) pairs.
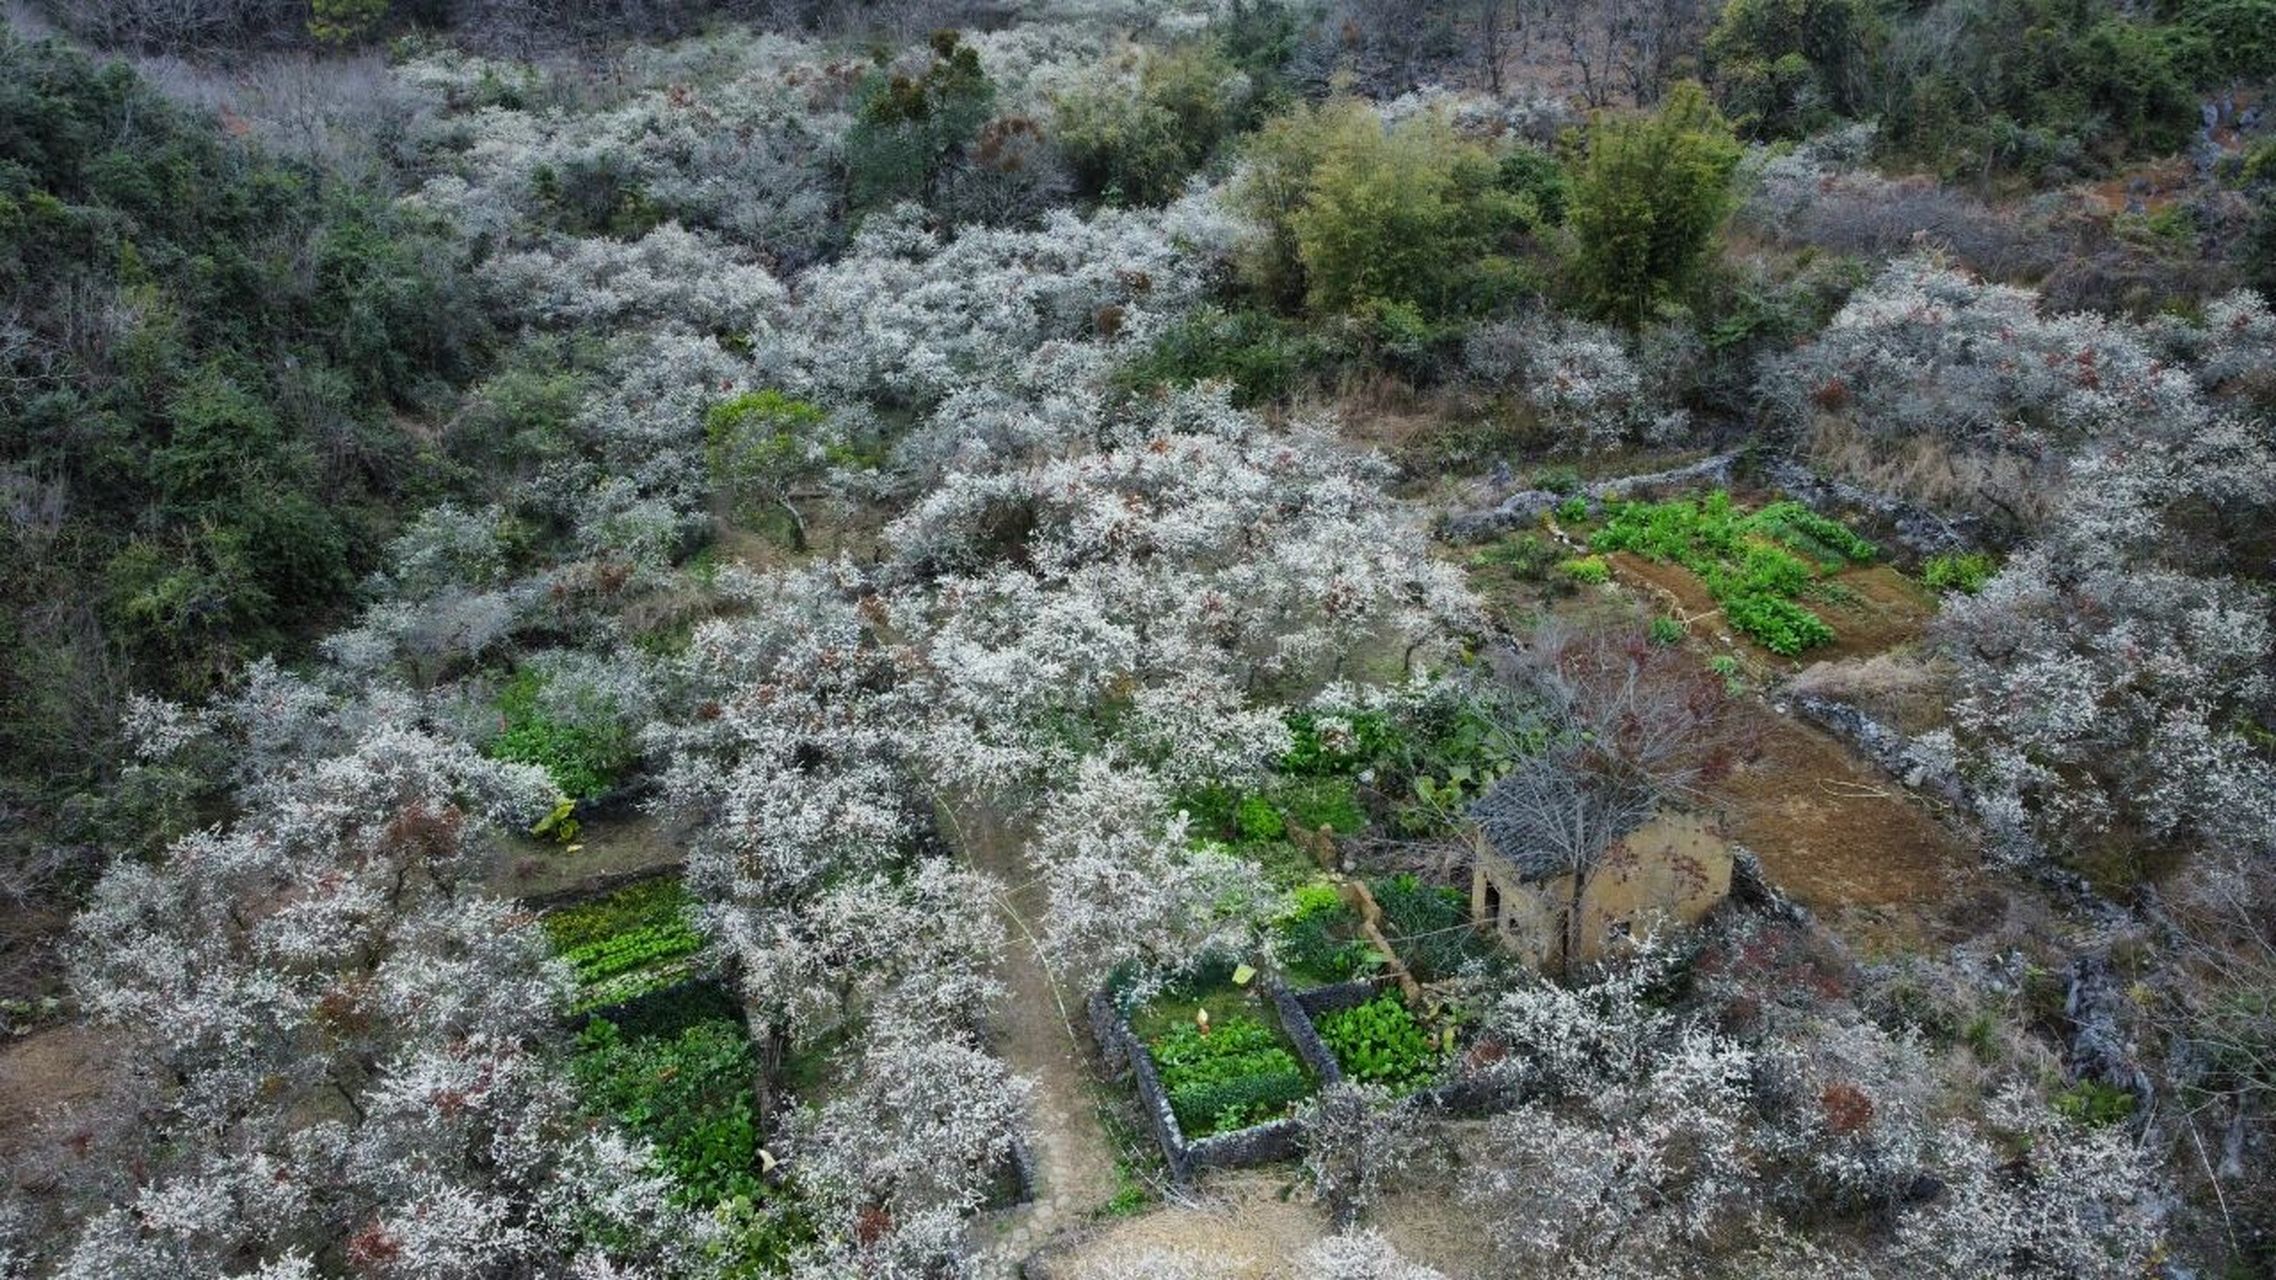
top-left (1649, 616), bottom-right (1688, 645)
top-left (1368, 873), bottom-right (1480, 983)
top-left (1277, 776), bottom-right (1365, 834)
top-left (0, 35), bottom-right (479, 835)
top-left (1707, 0), bottom-right (1881, 138)
top-left (1236, 100), bottom-right (1540, 320)
top-left (1468, 533), bottom-right (1566, 583)
top-left (1496, 146), bottom-right (1572, 227)
top-left (530, 797), bottom-right (582, 845)
top-left (532, 153), bottom-right (662, 240)
top-left (545, 877), bottom-right (706, 1009)
top-left (706, 389), bottom-right (829, 548)
top-left (1922, 550), bottom-right (1999, 594)
top-left (572, 1009), bottom-right (765, 1206)
top-left (1281, 709), bottom-right (1408, 777)
top-left (1722, 592), bottom-right (1837, 655)
top-left (308, 0), bottom-right (389, 44)
top-left (1236, 793), bottom-right (1286, 842)
top-left (2162, 0), bottom-right (2276, 82)
top-left (1315, 995), bottom-right (1446, 1093)
top-left (489, 667), bottom-right (634, 799)
top-left (1878, 0), bottom-right (2196, 179)
top-left (2051, 1079), bottom-right (2138, 1127)
top-left (1592, 491), bottom-right (1871, 654)
top-left (1569, 82), bottom-right (1742, 328)
top-left (1274, 883), bottom-right (1375, 984)
top-left (1055, 43), bottom-right (1247, 206)
top-left (1114, 305), bottom-right (1327, 405)
top-left (1148, 1015), bottom-right (1312, 1135)
top-left (845, 32), bottom-right (997, 211)
top-left (1742, 501), bottom-right (1879, 566)
top-left (1558, 554), bottom-right (1612, 584)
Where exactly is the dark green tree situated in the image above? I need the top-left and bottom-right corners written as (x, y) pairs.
top-left (844, 31), bottom-right (997, 211)
top-left (1568, 82), bottom-right (1742, 328)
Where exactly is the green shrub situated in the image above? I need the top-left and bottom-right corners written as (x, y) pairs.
top-left (1114, 306), bottom-right (1326, 405)
top-left (1281, 709), bottom-right (1406, 777)
top-left (1468, 533), bottom-right (1565, 583)
top-left (1497, 146), bottom-right (1572, 226)
top-left (1369, 873), bottom-right (1479, 982)
top-left (1055, 43), bottom-right (1248, 206)
top-left (1316, 995), bottom-right (1446, 1093)
top-left (707, 389), bottom-right (831, 548)
top-left (1275, 776), bottom-right (1365, 835)
top-left (1558, 554), bottom-right (1612, 584)
top-left (1922, 550), bottom-right (1998, 594)
top-left (0, 35), bottom-right (479, 803)
top-left (2051, 1079), bottom-right (2137, 1128)
top-left (1236, 793), bottom-right (1287, 842)
top-left (845, 32), bottom-right (996, 210)
top-left (1149, 1015), bottom-right (1311, 1134)
top-left (1236, 99), bottom-right (1540, 320)
top-left (1742, 500), bottom-right (1878, 566)
top-left (1649, 616), bottom-right (1687, 645)
top-left (1569, 82), bottom-right (1742, 328)
top-left (1275, 883), bottom-right (1374, 983)
top-left (1706, 0), bottom-right (1881, 138)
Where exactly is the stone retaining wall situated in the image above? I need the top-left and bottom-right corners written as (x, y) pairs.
top-left (1086, 984), bottom-right (1315, 1184)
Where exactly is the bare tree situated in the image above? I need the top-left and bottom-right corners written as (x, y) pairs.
top-left (1470, 622), bottom-right (1752, 967)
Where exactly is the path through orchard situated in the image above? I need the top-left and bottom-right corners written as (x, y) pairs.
top-left (945, 798), bottom-right (1123, 1275)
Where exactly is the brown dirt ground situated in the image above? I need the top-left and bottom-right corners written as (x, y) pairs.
top-left (943, 799), bottom-right (1125, 1277)
top-left (1723, 705), bottom-right (1972, 918)
top-left (1035, 1142), bottom-right (1505, 1279)
top-left (483, 812), bottom-right (685, 899)
top-left (0, 1025), bottom-right (115, 1168)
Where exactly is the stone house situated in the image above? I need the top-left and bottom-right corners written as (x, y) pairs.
top-left (1465, 805), bottom-right (1734, 969)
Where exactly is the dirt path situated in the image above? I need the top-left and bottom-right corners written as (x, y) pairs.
top-left (942, 799), bottom-right (1122, 1274)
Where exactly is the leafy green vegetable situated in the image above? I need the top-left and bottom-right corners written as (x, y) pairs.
top-left (1316, 995), bottom-right (1446, 1093)
top-left (1148, 1015), bottom-right (1312, 1136)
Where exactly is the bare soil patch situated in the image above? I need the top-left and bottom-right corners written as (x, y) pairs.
top-left (1724, 707), bottom-right (1970, 916)
top-left (484, 812), bottom-right (684, 900)
top-left (943, 799), bottom-right (1124, 1275)
top-left (0, 1025), bottom-right (114, 1167)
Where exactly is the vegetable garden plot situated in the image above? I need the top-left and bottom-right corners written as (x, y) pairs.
top-left (1311, 993), bottom-right (1452, 1094)
top-left (1582, 490), bottom-right (1883, 656)
top-left (569, 982), bottom-right (814, 1266)
top-left (1128, 973), bottom-right (1320, 1141)
top-left (543, 874), bottom-right (707, 1013)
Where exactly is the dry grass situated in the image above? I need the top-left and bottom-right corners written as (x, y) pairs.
top-left (1804, 415), bottom-right (2061, 531)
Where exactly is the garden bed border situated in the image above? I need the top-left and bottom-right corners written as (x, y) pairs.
top-left (1087, 982), bottom-right (1313, 1183)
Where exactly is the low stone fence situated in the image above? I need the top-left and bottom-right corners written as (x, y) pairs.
top-left (1087, 986), bottom-right (1306, 1184)
top-left (1440, 451), bottom-right (1740, 541)
top-left (1092, 973), bottom-right (1523, 1182)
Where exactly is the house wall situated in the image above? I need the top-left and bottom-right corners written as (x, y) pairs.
top-left (1572, 809), bottom-right (1731, 962)
top-left (1469, 809), bottom-right (1733, 968)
